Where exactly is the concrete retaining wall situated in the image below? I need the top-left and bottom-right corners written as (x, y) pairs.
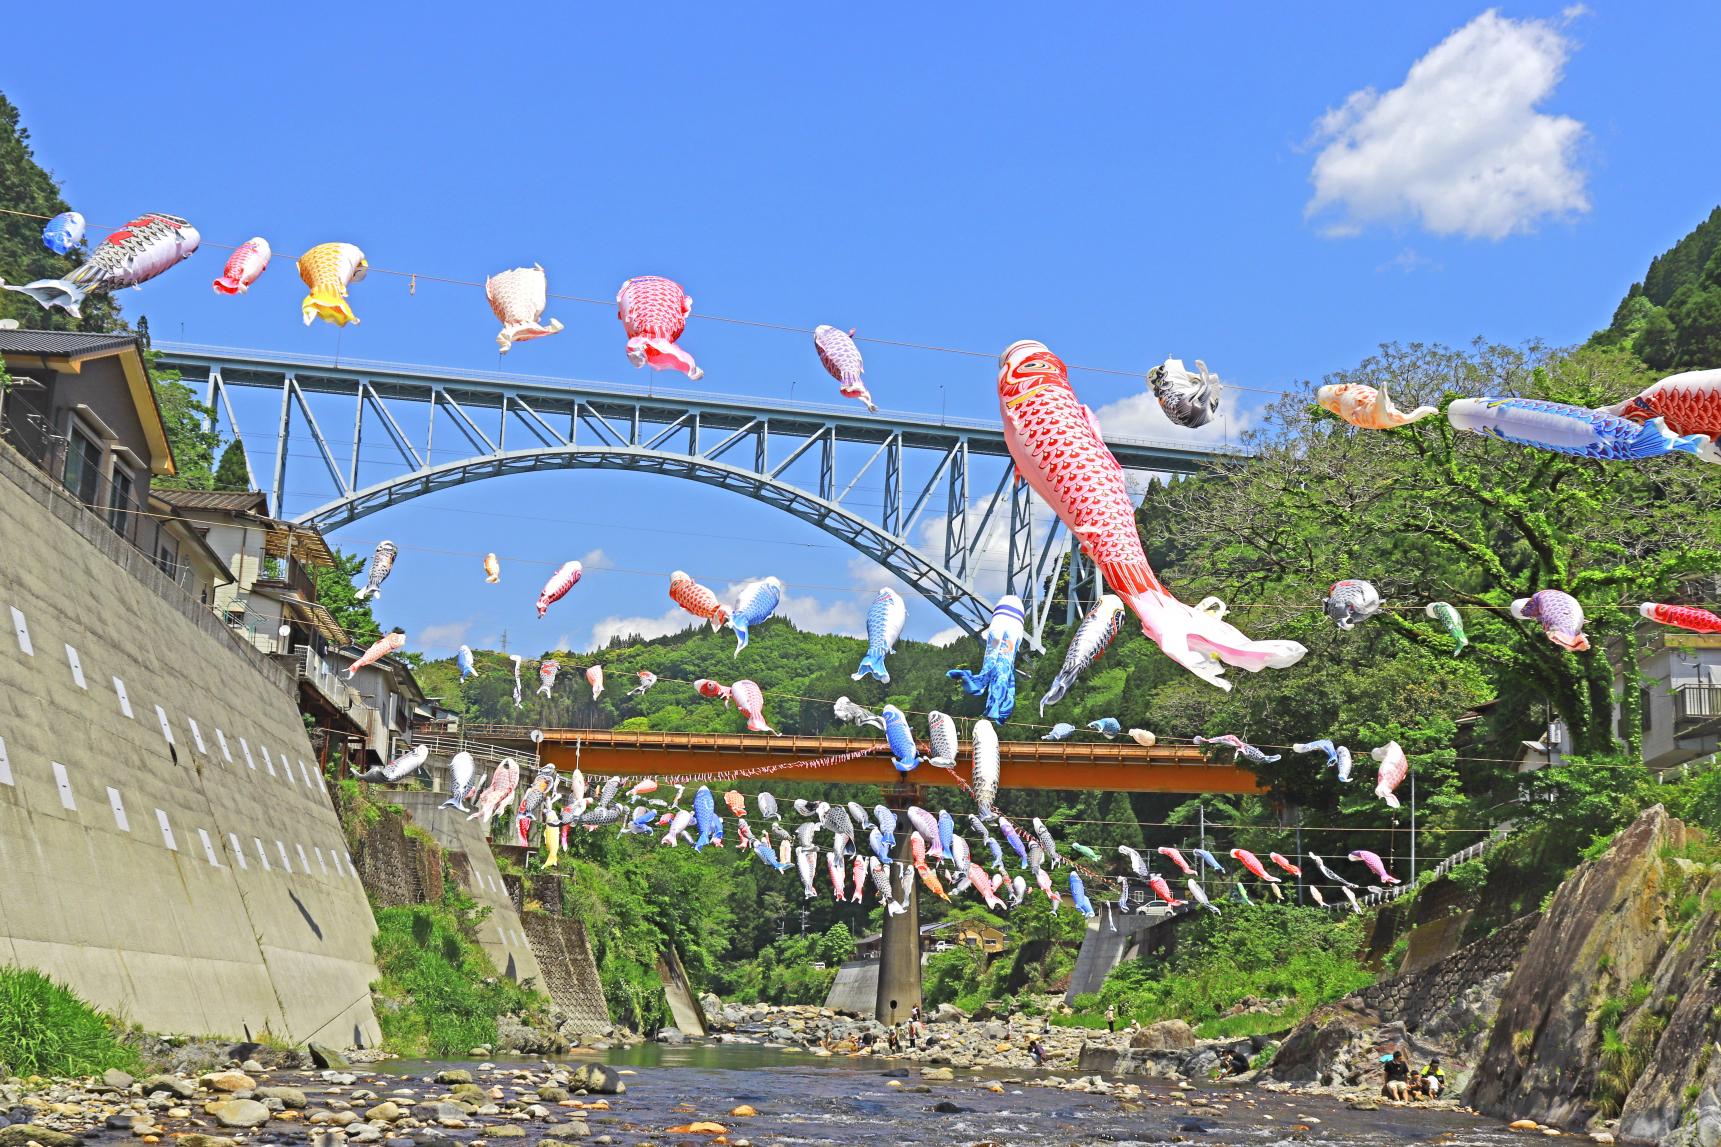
top-left (824, 959), bottom-right (878, 1015)
top-left (0, 446), bottom-right (380, 1045)
top-left (392, 790), bottom-right (542, 987)
top-left (517, 876), bottom-right (611, 1035)
top-left (1356, 913), bottom-right (1539, 1032)
top-left (1065, 911), bottom-right (1166, 1002)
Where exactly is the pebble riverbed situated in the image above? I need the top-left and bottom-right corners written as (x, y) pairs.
top-left (0, 1044), bottom-right (1533, 1147)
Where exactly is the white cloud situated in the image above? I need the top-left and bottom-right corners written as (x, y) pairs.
top-left (585, 607), bottom-right (704, 650)
top-left (1088, 389), bottom-right (1254, 448)
top-left (1376, 247), bottom-right (1440, 274)
top-left (926, 626), bottom-right (967, 648)
top-left (416, 619), bottom-right (474, 654)
top-left (581, 577), bottom-right (865, 651)
top-left (1306, 9), bottom-right (1588, 240)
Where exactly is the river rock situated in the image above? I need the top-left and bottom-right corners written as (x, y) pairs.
top-left (179, 1136), bottom-right (239, 1147)
top-left (448, 1084), bottom-right (484, 1101)
top-left (657, 1028), bottom-right (686, 1045)
top-left (540, 1126), bottom-right (591, 1144)
top-left (141, 1075), bottom-right (197, 1100)
top-left (1130, 1020), bottom-right (1195, 1052)
top-left (0, 1127), bottom-right (79, 1147)
top-left (488, 1126), bottom-right (525, 1138)
top-left (307, 1043), bottom-right (350, 1070)
top-left (203, 1071), bottom-right (255, 1092)
top-left (920, 1067), bottom-right (955, 1081)
top-left (256, 1086), bottom-right (307, 1109)
top-left (433, 1071), bottom-right (472, 1085)
top-left (211, 1100), bottom-right (271, 1129)
top-left (365, 1102), bottom-right (403, 1123)
top-left (567, 1065), bottom-right (624, 1095)
top-left (103, 1069), bottom-right (136, 1090)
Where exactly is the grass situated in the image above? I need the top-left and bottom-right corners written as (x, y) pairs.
top-left (1195, 1010), bottom-right (1304, 1040)
top-left (0, 967), bottom-right (140, 1078)
top-left (1078, 905), bottom-right (1372, 1033)
top-left (370, 894), bottom-right (547, 1057)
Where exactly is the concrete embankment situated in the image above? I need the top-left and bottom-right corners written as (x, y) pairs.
top-left (0, 444), bottom-right (380, 1045)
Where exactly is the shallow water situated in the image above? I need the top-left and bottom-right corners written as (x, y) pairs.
top-left (374, 1044), bottom-right (1519, 1146)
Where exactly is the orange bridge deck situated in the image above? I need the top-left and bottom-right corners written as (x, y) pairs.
top-left (449, 724), bottom-right (1266, 794)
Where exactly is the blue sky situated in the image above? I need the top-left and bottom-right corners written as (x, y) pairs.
top-left (6, 3), bottom-right (1718, 657)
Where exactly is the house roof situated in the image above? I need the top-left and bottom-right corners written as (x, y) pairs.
top-left (0, 329), bottom-right (175, 476)
top-left (151, 488), bottom-right (270, 514)
top-left (0, 330), bottom-right (141, 357)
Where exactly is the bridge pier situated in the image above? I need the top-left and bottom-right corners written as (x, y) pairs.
top-left (874, 818), bottom-right (922, 1026)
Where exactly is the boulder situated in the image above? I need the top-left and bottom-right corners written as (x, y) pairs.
top-left (141, 1075), bottom-right (197, 1100)
top-left (102, 1068), bottom-right (136, 1090)
top-left (0, 1127), bottom-right (79, 1147)
top-left (657, 1027), bottom-right (687, 1045)
top-left (178, 1136), bottom-right (239, 1147)
top-left (365, 1102), bottom-right (403, 1123)
top-left (202, 1071), bottom-right (256, 1093)
top-left (920, 1067), bottom-right (955, 1081)
top-left (1129, 1020), bottom-right (1195, 1053)
top-left (432, 1070), bottom-right (472, 1085)
top-left (307, 1043), bottom-right (350, 1070)
top-left (211, 1100), bottom-right (271, 1129)
top-left (566, 1064), bottom-right (624, 1095)
top-left (256, 1086), bottom-right (308, 1109)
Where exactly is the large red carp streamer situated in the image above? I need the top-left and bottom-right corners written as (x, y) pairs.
top-left (996, 340), bottom-right (1307, 690)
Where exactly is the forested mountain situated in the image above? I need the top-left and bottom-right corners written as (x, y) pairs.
top-left (1590, 205), bottom-right (1721, 370)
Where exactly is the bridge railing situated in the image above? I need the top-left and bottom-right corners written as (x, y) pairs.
top-left (154, 340), bottom-right (1246, 460)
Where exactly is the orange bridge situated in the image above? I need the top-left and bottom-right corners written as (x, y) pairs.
top-left (447, 724), bottom-right (1266, 794)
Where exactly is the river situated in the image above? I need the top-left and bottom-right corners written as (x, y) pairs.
top-left (370, 1043), bottom-right (1519, 1147)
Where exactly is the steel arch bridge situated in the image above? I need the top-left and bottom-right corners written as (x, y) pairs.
top-left (155, 343), bottom-right (1237, 647)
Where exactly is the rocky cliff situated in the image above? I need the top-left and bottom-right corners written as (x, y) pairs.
top-left (1465, 805), bottom-right (1721, 1143)
top-left (1266, 911), bottom-right (1536, 1090)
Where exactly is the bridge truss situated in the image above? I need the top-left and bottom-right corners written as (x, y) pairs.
top-left (156, 343), bottom-right (1233, 646)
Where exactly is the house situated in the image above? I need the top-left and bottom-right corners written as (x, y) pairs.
top-left (0, 329), bottom-right (175, 547)
top-left (332, 644), bottom-right (432, 765)
top-left (1621, 622), bottom-right (1721, 770)
top-left (149, 488), bottom-right (432, 770)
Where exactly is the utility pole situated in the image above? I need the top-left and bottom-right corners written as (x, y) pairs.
top-left (1198, 803), bottom-right (1205, 856)
top-left (1409, 766), bottom-right (1417, 883)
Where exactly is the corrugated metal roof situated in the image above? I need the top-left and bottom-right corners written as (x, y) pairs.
top-left (151, 488), bottom-right (270, 513)
top-left (0, 330), bottom-right (141, 358)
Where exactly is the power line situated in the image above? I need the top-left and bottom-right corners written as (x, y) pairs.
top-left (0, 204), bottom-right (1300, 398)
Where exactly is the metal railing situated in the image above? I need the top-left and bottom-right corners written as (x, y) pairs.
top-left (1674, 684), bottom-right (1721, 725)
top-left (1329, 825), bottom-right (1513, 913)
top-left (292, 644), bottom-right (370, 716)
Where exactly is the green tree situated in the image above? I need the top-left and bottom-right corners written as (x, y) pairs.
top-left (148, 370), bottom-right (220, 489)
top-left (311, 548), bottom-right (380, 643)
top-left (214, 439), bottom-right (251, 491)
top-left (0, 93), bottom-right (125, 334)
top-left (1147, 340), bottom-right (1721, 757)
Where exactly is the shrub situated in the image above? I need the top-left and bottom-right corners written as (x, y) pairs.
top-left (370, 896), bottom-right (547, 1056)
top-left (1086, 905), bottom-right (1371, 1030)
top-left (0, 967), bottom-right (139, 1077)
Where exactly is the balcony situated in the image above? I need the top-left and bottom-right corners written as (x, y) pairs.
top-left (291, 644), bottom-right (369, 722)
top-left (1674, 685), bottom-right (1721, 742)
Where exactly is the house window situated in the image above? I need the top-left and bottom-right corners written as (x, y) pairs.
top-left (63, 427), bottom-right (102, 506)
top-left (1642, 687), bottom-right (1653, 734)
top-left (109, 466), bottom-right (135, 536)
